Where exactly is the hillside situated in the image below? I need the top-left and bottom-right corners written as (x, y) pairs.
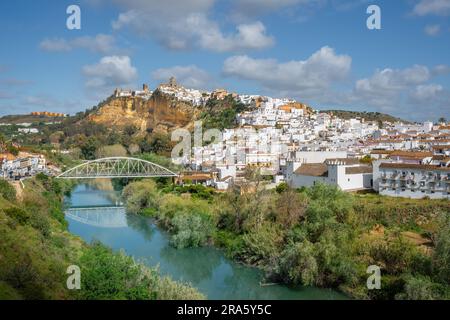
top-left (0, 114), bottom-right (67, 125)
top-left (322, 110), bottom-right (410, 124)
top-left (0, 176), bottom-right (204, 300)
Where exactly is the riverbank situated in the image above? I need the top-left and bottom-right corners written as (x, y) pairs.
top-left (0, 176), bottom-right (204, 300)
top-left (66, 183), bottom-right (346, 300)
top-left (122, 179), bottom-right (450, 300)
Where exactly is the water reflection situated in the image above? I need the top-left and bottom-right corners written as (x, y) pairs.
top-left (65, 207), bottom-right (128, 228)
top-left (159, 245), bottom-right (223, 284)
top-left (126, 214), bottom-right (155, 241)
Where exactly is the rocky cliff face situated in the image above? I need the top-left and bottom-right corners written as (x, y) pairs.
top-left (86, 90), bottom-right (201, 134)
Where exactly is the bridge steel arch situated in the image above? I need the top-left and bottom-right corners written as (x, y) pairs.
top-left (56, 157), bottom-right (178, 179)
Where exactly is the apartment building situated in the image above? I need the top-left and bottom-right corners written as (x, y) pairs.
top-left (373, 161), bottom-right (450, 199)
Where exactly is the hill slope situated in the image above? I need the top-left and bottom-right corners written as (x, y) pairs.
top-left (322, 110), bottom-right (410, 124)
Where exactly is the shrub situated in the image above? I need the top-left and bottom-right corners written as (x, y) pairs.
top-left (278, 241), bottom-right (318, 286)
top-left (78, 242), bottom-right (204, 300)
top-left (275, 182), bottom-right (288, 194)
top-left (29, 214), bottom-right (51, 238)
top-left (4, 207), bottom-right (30, 225)
top-left (239, 223), bottom-right (284, 266)
top-left (0, 179), bottom-right (16, 201)
top-left (170, 214), bottom-right (213, 249)
top-left (122, 180), bottom-right (159, 214)
top-left (78, 242), bottom-right (158, 300)
top-left (397, 275), bottom-right (448, 300)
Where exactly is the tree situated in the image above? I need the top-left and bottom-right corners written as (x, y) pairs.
top-left (124, 125), bottom-right (138, 136)
top-left (122, 180), bottom-right (159, 215)
top-left (360, 155), bottom-right (373, 164)
top-left (170, 214), bottom-right (213, 249)
top-left (139, 133), bottom-right (172, 155)
top-left (398, 275), bottom-right (447, 300)
top-left (0, 133), bottom-right (6, 152)
top-left (275, 188), bottom-right (307, 228)
top-left (433, 215), bottom-right (450, 284)
top-left (278, 241), bottom-right (318, 286)
top-left (275, 182), bottom-right (288, 194)
top-left (78, 242), bottom-right (157, 300)
top-left (377, 120), bottom-right (383, 129)
top-left (0, 179), bottom-right (16, 201)
top-left (7, 145), bottom-right (19, 156)
top-left (80, 137), bottom-right (99, 160)
top-left (95, 144), bottom-right (127, 158)
top-left (438, 117), bottom-right (446, 124)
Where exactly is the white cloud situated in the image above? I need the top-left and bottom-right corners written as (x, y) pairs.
top-left (346, 65), bottom-right (449, 120)
top-left (152, 65), bottom-right (213, 89)
top-left (413, 0), bottom-right (450, 16)
top-left (222, 46), bottom-right (449, 121)
top-left (223, 46), bottom-right (351, 96)
top-left (196, 20), bottom-right (274, 52)
top-left (347, 65), bottom-right (431, 113)
top-left (39, 38), bottom-right (72, 52)
top-left (432, 64), bottom-right (450, 75)
top-left (82, 56), bottom-right (138, 94)
top-left (410, 83), bottom-right (444, 102)
top-left (40, 34), bottom-right (117, 54)
top-left (354, 65), bottom-right (431, 97)
top-left (109, 0), bottom-right (273, 52)
top-left (424, 24), bottom-right (441, 36)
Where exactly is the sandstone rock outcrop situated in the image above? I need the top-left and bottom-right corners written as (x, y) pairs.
top-left (86, 90), bottom-right (201, 134)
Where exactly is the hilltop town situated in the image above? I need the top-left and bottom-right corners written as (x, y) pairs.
top-left (1, 77), bottom-right (449, 199)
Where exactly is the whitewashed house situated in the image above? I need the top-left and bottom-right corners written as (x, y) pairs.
top-left (287, 157), bottom-right (373, 191)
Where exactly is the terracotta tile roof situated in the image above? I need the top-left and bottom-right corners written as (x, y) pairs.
top-left (431, 145), bottom-right (450, 150)
top-left (432, 155), bottom-right (450, 162)
top-left (389, 150), bottom-right (433, 158)
top-left (370, 150), bottom-right (394, 154)
top-left (345, 166), bottom-right (373, 174)
top-left (179, 172), bottom-right (212, 181)
top-left (295, 163), bottom-right (328, 177)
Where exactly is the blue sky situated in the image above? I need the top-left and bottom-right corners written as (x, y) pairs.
top-left (0, 0), bottom-right (449, 121)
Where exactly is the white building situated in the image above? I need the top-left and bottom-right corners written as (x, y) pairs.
top-left (373, 161), bottom-right (450, 199)
top-left (288, 158), bottom-right (373, 191)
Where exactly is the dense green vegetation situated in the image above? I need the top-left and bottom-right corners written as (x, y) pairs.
top-left (123, 178), bottom-right (450, 300)
top-left (78, 242), bottom-right (203, 300)
top-left (200, 95), bottom-right (247, 130)
top-left (0, 177), bottom-right (204, 300)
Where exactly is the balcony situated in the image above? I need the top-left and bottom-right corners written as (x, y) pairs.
top-left (389, 173), bottom-right (399, 180)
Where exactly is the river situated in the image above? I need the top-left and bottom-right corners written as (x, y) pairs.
top-left (64, 183), bottom-right (347, 300)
